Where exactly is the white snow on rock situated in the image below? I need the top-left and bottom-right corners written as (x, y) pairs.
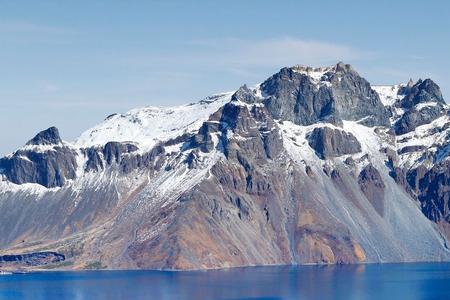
top-left (372, 85), bottom-right (404, 107)
top-left (75, 92), bottom-right (233, 151)
top-left (415, 102), bottom-right (439, 110)
top-left (396, 115), bottom-right (450, 168)
top-left (279, 120), bottom-right (387, 172)
top-left (291, 65), bottom-right (334, 86)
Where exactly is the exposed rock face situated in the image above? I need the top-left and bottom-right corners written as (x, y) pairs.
top-left (0, 251), bottom-right (65, 267)
top-left (103, 142), bottom-right (139, 164)
top-left (399, 79), bottom-right (445, 109)
top-left (394, 79), bottom-right (446, 134)
top-left (397, 145), bottom-right (426, 155)
top-left (84, 142), bottom-right (165, 173)
top-left (414, 161), bottom-right (450, 222)
top-left (394, 105), bottom-right (446, 135)
top-left (261, 62), bottom-right (390, 127)
top-left (0, 128), bottom-right (78, 188)
top-left (0, 148), bottom-right (78, 188)
top-left (1, 62), bottom-right (450, 271)
top-left (231, 85), bottom-right (259, 104)
top-left (26, 127), bottom-right (62, 146)
top-left (307, 127), bottom-right (361, 159)
top-left (358, 164), bottom-right (386, 216)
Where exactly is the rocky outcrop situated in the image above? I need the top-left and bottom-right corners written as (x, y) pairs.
top-left (84, 142), bottom-right (165, 174)
top-left (307, 127), bottom-right (361, 159)
top-left (397, 145), bottom-right (426, 155)
top-left (0, 148), bottom-right (77, 188)
top-left (394, 79), bottom-right (447, 134)
top-left (103, 142), bottom-right (139, 164)
top-left (231, 85), bottom-right (259, 104)
top-left (394, 104), bottom-right (445, 135)
top-left (261, 62), bottom-right (390, 127)
top-left (415, 161), bottom-right (450, 222)
top-left (0, 251), bottom-right (65, 267)
top-left (399, 79), bottom-right (445, 109)
top-left (358, 164), bottom-right (386, 216)
top-left (26, 126), bottom-right (62, 146)
top-left (0, 127), bottom-right (78, 188)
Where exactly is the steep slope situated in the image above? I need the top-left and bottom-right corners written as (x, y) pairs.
top-left (373, 81), bottom-right (450, 239)
top-left (1, 62), bottom-right (450, 270)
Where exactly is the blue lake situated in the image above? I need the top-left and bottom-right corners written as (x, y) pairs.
top-left (1, 263), bottom-right (450, 300)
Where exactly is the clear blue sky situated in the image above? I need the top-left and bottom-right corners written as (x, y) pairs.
top-left (1, 0), bottom-right (449, 154)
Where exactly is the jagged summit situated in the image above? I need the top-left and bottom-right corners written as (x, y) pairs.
top-left (291, 61), bottom-right (353, 75)
top-left (261, 61), bottom-right (389, 127)
top-left (231, 84), bottom-right (260, 104)
top-left (290, 64), bottom-right (335, 77)
top-left (0, 125), bottom-right (77, 188)
top-left (399, 78), bottom-right (445, 108)
top-left (26, 126), bottom-right (62, 146)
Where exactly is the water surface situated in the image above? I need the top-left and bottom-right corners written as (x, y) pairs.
top-left (1, 263), bottom-right (450, 300)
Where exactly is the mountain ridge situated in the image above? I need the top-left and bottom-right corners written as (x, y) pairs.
top-left (1, 62), bottom-right (450, 271)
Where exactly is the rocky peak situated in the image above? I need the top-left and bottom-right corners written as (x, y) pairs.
top-left (407, 78), bottom-right (415, 88)
top-left (26, 126), bottom-right (62, 146)
top-left (0, 126), bottom-right (77, 188)
top-left (261, 62), bottom-right (390, 127)
top-left (393, 78), bottom-right (447, 135)
top-left (399, 78), bottom-right (445, 109)
top-left (334, 61), bottom-right (354, 73)
top-left (231, 85), bottom-right (259, 104)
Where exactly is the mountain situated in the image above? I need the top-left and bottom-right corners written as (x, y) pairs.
top-left (1, 62), bottom-right (450, 270)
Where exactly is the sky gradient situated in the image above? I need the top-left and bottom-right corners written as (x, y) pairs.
top-left (1, 0), bottom-right (449, 154)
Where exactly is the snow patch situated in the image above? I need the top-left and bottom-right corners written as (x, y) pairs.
top-left (75, 92), bottom-right (233, 152)
top-left (372, 85), bottom-right (404, 107)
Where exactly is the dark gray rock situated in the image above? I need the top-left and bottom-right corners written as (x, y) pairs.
top-left (0, 127), bottom-right (79, 188)
top-left (399, 79), bottom-right (445, 109)
top-left (164, 133), bottom-right (193, 147)
top-left (231, 85), bottom-right (258, 104)
top-left (398, 145), bottom-right (426, 154)
top-left (261, 62), bottom-right (390, 127)
top-left (307, 127), bottom-right (361, 159)
top-left (84, 147), bottom-right (104, 172)
top-left (262, 67), bottom-right (337, 125)
top-left (0, 147), bottom-right (77, 188)
top-left (120, 145), bottom-right (166, 173)
top-left (0, 251), bottom-right (65, 267)
top-left (26, 127), bottom-right (62, 146)
top-left (406, 164), bottom-right (429, 195)
top-left (103, 142), bottom-right (138, 164)
top-left (415, 161), bottom-right (450, 222)
top-left (394, 105), bottom-right (445, 135)
top-left (84, 142), bottom-right (165, 174)
top-left (190, 121), bottom-right (220, 153)
top-left (358, 164), bottom-right (386, 216)
top-left (392, 78), bottom-right (447, 134)
top-left (220, 103), bottom-right (282, 162)
top-left (327, 63), bottom-right (390, 127)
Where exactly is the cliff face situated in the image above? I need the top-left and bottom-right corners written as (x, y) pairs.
top-left (1, 62), bottom-right (450, 270)
top-left (0, 127), bottom-right (78, 188)
top-left (261, 63), bottom-right (390, 127)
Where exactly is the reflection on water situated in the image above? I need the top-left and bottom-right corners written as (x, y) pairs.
top-left (1, 263), bottom-right (450, 300)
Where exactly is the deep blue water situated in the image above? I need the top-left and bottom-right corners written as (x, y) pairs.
top-left (1, 263), bottom-right (450, 300)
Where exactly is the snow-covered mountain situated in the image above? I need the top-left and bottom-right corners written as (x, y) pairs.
top-left (1, 62), bottom-right (450, 270)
